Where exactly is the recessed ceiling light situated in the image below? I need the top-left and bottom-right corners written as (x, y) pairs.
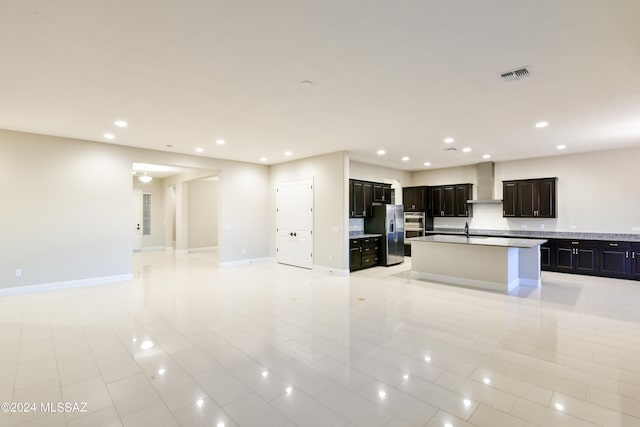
top-left (424, 355), bottom-right (431, 362)
top-left (556, 145), bottom-right (567, 150)
top-left (463, 399), bottom-right (471, 407)
top-left (462, 147), bottom-right (472, 153)
top-left (284, 151), bottom-right (292, 156)
top-left (536, 121), bottom-right (549, 128)
top-left (196, 399), bottom-right (204, 407)
top-left (195, 147), bottom-right (204, 153)
top-left (114, 120), bottom-right (128, 128)
top-left (377, 150), bottom-right (386, 156)
top-left (158, 368), bottom-right (166, 376)
top-left (554, 403), bottom-right (565, 411)
top-left (403, 374), bottom-right (409, 380)
top-left (423, 162), bottom-right (431, 167)
top-left (285, 386), bottom-right (293, 394)
top-left (216, 139), bottom-right (225, 145)
top-left (444, 424), bottom-right (453, 427)
top-left (378, 391), bottom-right (386, 399)
top-left (402, 156), bottom-right (410, 161)
top-left (217, 423), bottom-right (225, 427)
top-left (444, 137), bottom-right (454, 144)
top-left (260, 157), bottom-right (268, 162)
top-left (104, 133), bottom-right (115, 140)
top-left (483, 154), bottom-right (491, 159)
top-left (261, 370), bottom-right (269, 377)
top-left (483, 378), bottom-right (491, 384)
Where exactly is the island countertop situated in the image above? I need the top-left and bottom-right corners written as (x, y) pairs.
top-left (408, 235), bottom-right (547, 249)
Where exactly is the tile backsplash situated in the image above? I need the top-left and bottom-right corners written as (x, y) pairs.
top-left (349, 218), bottom-right (364, 232)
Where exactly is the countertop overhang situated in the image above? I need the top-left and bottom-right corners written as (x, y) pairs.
top-left (408, 235), bottom-right (547, 249)
top-left (349, 233), bottom-right (382, 239)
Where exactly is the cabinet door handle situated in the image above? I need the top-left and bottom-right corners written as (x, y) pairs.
top-left (571, 242), bottom-right (579, 245)
top-left (633, 252), bottom-right (636, 259)
top-left (610, 243), bottom-right (618, 247)
top-left (626, 251), bottom-right (629, 258)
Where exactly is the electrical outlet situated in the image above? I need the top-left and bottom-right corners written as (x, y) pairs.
top-left (15, 269), bottom-right (22, 278)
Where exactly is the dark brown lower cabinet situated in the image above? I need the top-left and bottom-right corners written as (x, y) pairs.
top-left (599, 241), bottom-right (631, 279)
top-left (350, 237), bottom-right (381, 271)
top-left (350, 239), bottom-right (362, 271)
top-left (543, 239), bottom-right (639, 280)
top-left (552, 240), bottom-right (599, 275)
top-left (540, 242), bottom-right (552, 271)
top-left (632, 244), bottom-right (640, 280)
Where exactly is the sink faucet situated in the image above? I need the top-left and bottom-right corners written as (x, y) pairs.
top-left (465, 222), bottom-right (469, 238)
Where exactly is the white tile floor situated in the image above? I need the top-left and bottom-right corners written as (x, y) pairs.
top-left (1, 250), bottom-right (640, 426)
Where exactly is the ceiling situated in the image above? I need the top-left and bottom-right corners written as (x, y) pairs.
top-left (1, 0), bottom-right (639, 171)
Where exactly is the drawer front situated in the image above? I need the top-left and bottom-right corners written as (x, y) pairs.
top-left (362, 255), bottom-right (379, 268)
top-left (350, 239), bottom-right (361, 248)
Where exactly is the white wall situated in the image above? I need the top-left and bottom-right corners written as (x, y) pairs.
top-left (1, 131), bottom-right (132, 288)
top-left (269, 151), bottom-right (348, 272)
top-left (0, 129), bottom-right (270, 289)
top-left (188, 179), bottom-right (219, 249)
top-left (411, 146), bottom-right (640, 234)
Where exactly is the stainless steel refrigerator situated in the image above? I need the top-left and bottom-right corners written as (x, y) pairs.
top-left (365, 205), bottom-right (404, 266)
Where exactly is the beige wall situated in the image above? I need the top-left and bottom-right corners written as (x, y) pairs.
top-left (188, 179), bottom-right (219, 249)
top-left (410, 146), bottom-right (640, 234)
top-left (0, 129), bottom-right (270, 288)
top-left (269, 151), bottom-right (348, 272)
top-left (1, 131), bottom-right (132, 288)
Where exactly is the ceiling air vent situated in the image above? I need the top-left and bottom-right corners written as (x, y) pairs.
top-left (500, 66), bottom-right (531, 82)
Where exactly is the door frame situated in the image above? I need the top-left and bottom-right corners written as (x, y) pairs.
top-left (276, 177), bottom-right (314, 269)
top-left (132, 189), bottom-right (142, 251)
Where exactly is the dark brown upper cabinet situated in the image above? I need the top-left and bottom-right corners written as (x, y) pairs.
top-left (373, 183), bottom-right (392, 203)
top-left (430, 183), bottom-right (472, 217)
top-left (350, 179), bottom-right (391, 218)
top-left (403, 187), bottom-right (425, 212)
top-left (502, 178), bottom-right (557, 218)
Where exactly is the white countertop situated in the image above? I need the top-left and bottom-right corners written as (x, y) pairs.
top-left (408, 235), bottom-right (547, 248)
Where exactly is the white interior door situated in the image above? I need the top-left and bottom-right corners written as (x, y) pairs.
top-left (276, 178), bottom-right (313, 269)
top-left (132, 189), bottom-right (142, 251)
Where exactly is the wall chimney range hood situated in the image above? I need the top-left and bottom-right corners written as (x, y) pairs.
top-left (467, 161), bottom-right (502, 204)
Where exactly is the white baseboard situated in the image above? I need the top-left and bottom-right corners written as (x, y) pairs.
top-left (313, 265), bottom-right (350, 276)
top-left (518, 277), bottom-right (541, 287)
top-left (218, 257), bottom-right (273, 267)
top-left (0, 274), bottom-right (134, 296)
top-left (189, 246), bottom-right (218, 253)
top-left (411, 271), bottom-right (518, 292)
top-left (141, 246), bottom-right (164, 252)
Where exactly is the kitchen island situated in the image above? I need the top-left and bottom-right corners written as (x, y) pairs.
top-left (408, 235), bottom-right (548, 292)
